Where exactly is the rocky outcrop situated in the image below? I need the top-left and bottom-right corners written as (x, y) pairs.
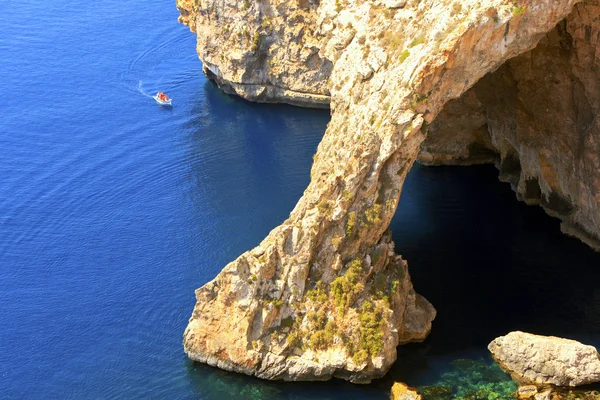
top-left (177, 0), bottom-right (582, 383)
top-left (176, 0), bottom-right (331, 107)
top-left (489, 331), bottom-right (600, 387)
top-left (390, 382), bottom-right (421, 400)
top-left (424, 2), bottom-right (600, 250)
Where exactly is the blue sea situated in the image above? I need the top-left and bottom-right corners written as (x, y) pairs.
top-left (3, 0), bottom-right (600, 398)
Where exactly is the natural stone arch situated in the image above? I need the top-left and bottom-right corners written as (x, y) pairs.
top-left (177, 0), bottom-right (579, 383)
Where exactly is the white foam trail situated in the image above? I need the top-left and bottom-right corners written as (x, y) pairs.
top-left (137, 80), bottom-right (154, 98)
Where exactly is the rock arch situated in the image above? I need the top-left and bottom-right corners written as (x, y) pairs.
top-left (177, 0), bottom-right (581, 383)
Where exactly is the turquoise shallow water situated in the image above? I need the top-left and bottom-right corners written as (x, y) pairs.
top-left (3, 0), bottom-right (600, 398)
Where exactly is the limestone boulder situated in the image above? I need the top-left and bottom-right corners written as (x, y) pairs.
top-left (488, 331), bottom-right (600, 387)
top-left (390, 382), bottom-right (421, 400)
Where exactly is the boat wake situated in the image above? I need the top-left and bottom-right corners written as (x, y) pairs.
top-left (137, 80), bottom-right (154, 99)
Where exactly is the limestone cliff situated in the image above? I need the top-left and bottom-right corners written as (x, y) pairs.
top-left (425, 2), bottom-right (600, 251)
top-left (177, 0), bottom-right (331, 107)
top-left (177, 0), bottom-right (581, 383)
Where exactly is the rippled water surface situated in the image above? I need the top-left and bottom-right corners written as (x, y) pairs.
top-left (3, 0), bottom-right (600, 399)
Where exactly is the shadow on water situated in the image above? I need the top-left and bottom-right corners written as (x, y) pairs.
top-left (184, 359), bottom-right (391, 400)
top-left (183, 161), bottom-right (600, 399)
top-left (386, 163), bottom-right (600, 397)
top-left (180, 79), bottom-right (331, 255)
top-left (392, 163), bottom-right (600, 350)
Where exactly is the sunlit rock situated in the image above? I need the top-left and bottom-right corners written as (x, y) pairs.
top-left (390, 382), bottom-right (421, 400)
top-left (489, 331), bottom-right (600, 387)
top-left (177, 0), bottom-right (581, 383)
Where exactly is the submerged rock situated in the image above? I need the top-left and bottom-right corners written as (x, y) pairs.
top-left (488, 332), bottom-right (600, 387)
top-left (419, 385), bottom-right (453, 400)
top-left (390, 382), bottom-right (421, 400)
top-left (417, 358), bottom-right (517, 400)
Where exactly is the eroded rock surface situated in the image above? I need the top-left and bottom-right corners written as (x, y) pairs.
top-left (177, 0), bottom-right (331, 107)
top-left (489, 331), bottom-right (600, 387)
top-left (177, 0), bottom-right (581, 383)
top-left (425, 1), bottom-right (600, 250)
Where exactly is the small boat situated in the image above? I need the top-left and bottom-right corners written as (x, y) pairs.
top-left (154, 92), bottom-right (172, 106)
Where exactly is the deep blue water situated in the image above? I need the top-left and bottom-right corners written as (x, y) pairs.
top-left (3, 0), bottom-right (600, 399)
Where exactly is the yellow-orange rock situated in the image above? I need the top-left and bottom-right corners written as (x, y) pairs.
top-left (390, 382), bottom-right (422, 400)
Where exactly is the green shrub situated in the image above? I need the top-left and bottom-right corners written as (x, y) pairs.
top-left (346, 211), bottom-right (357, 237)
top-left (358, 301), bottom-right (384, 357)
top-left (310, 331), bottom-right (327, 349)
top-left (315, 308), bottom-right (328, 330)
top-left (325, 321), bottom-right (337, 338)
top-left (287, 330), bottom-right (302, 347)
top-left (513, 5), bottom-right (525, 16)
top-left (251, 32), bottom-right (260, 51)
top-left (317, 199), bottom-right (333, 215)
top-left (409, 36), bottom-right (426, 48)
top-left (261, 18), bottom-right (273, 32)
top-left (364, 204), bottom-right (382, 226)
top-left (306, 311), bottom-right (335, 351)
top-left (305, 282), bottom-right (327, 303)
top-left (331, 236), bottom-right (342, 248)
top-left (399, 49), bottom-right (410, 63)
top-left (331, 258), bottom-right (364, 310)
top-left (352, 349), bottom-right (369, 365)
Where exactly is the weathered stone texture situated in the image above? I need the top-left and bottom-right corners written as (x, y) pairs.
top-left (177, 0), bottom-right (583, 383)
top-left (489, 331), bottom-right (600, 387)
top-left (426, 2), bottom-right (600, 250)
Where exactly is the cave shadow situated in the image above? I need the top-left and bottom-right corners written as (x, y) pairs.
top-left (381, 162), bottom-right (600, 387)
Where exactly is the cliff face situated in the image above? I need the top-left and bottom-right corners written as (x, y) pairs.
top-left (177, 0), bottom-right (581, 383)
top-left (177, 0), bottom-right (331, 107)
top-left (425, 2), bottom-right (600, 250)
